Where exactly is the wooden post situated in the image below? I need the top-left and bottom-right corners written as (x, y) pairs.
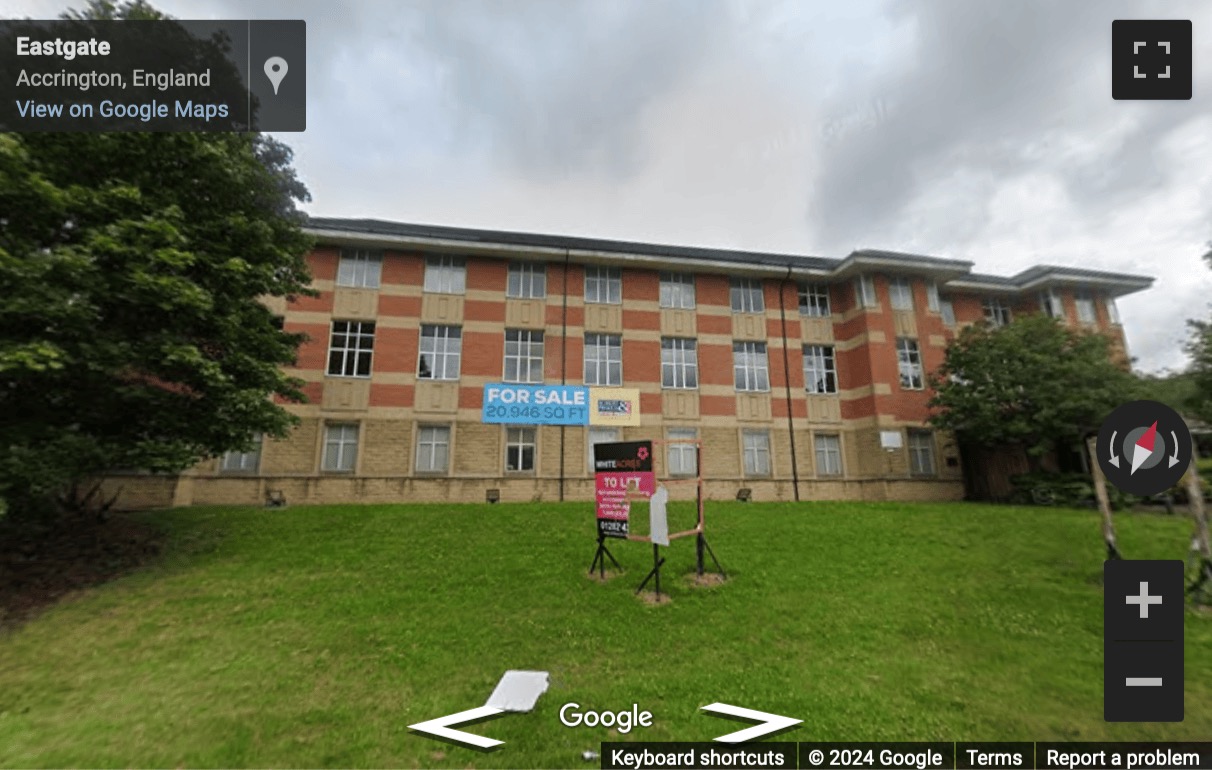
top-left (1087, 436), bottom-right (1121, 560)
top-left (1185, 439), bottom-right (1211, 601)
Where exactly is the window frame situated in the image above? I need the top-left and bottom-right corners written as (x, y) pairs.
top-left (896, 337), bottom-right (924, 390)
top-left (220, 433), bottom-right (262, 473)
top-left (982, 296), bottom-right (1013, 327)
top-left (665, 427), bottom-right (699, 477)
top-left (661, 337), bottom-right (698, 390)
top-left (730, 277), bottom-right (765, 314)
top-left (423, 255), bottom-right (466, 295)
top-left (587, 427), bottom-right (622, 473)
top-left (742, 429), bottom-right (772, 477)
top-left (584, 265), bottom-right (622, 305)
top-left (855, 275), bottom-right (877, 308)
top-left (1105, 295), bottom-right (1121, 325)
top-left (732, 340), bottom-right (771, 392)
top-left (583, 333), bottom-right (622, 386)
top-left (503, 329), bottom-right (545, 384)
top-left (814, 433), bottom-right (843, 477)
top-left (417, 324), bottom-right (462, 381)
top-left (505, 426), bottom-right (537, 473)
top-left (1075, 290), bottom-right (1097, 324)
top-left (798, 282), bottom-right (831, 317)
top-left (506, 261), bottom-right (547, 299)
top-left (1039, 289), bottom-right (1063, 319)
top-left (908, 430), bottom-right (937, 477)
top-left (889, 276), bottom-right (914, 310)
top-left (336, 249), bottom-right (383, 289)
top-left (322, 423), bottom-right (360, 473)
top-left (326, 320), bottom-right (375, 378)
top-left (659, 272), bottom-right (696, 309)
top-left (939, 298), bottom-right (956, 327)
top-left (415, 425), bottom-right (451, 474)
top-left (802, 344), bottom-right (838, 394)
top-left (926, 281), bottom-right (940, 312)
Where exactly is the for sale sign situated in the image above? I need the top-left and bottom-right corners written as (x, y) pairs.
top-left (593, 440), bottom-right (655, 539)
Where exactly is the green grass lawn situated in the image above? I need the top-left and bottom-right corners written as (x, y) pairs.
top-left (0, 501), bottom-right (1209, 768)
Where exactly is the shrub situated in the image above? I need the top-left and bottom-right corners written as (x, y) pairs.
top-left (1009, 471), bottom-right (1138, 510)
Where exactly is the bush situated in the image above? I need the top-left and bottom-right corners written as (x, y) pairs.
top-left (1009, 471), bottom-right (1139, 510)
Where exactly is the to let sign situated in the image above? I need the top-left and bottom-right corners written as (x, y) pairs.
top-left (592, 441), bottom-right (655, 539)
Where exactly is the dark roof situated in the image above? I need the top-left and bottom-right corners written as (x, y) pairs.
top-left (303, 216), bottom-right (1154, 295)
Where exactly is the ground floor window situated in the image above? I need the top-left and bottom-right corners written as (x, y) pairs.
top-left (908, 430), bottom-right (936, 477)
top-left (220, 434), bottom-right (261, 473)
top-left (666, 427), bottom-right (698, 476)
top-left (587, 427), bottom-right (620, 472)
top-left (742, 430), bottom-right (771, 476)
top-left (506, 427), bottom-right (536, 472)
top-left (815, 433), bottom-right (842, 476)
top-left (416, 425), bottom-right (451, 473)
top-left (322, 423), bottom-right (359, 472)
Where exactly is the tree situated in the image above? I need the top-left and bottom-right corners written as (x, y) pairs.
top-left (1188, 243), bottom-right (1212, 424)
top-left (0, 1), bottom-right (313, 519)
top-left (928, 314), bottom-right (1138, 465)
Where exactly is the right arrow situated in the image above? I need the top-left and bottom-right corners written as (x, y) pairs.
top-left (408, 705), bottom-right (505, 751)
top-left (1108, 431), bottom-right (1120, 468)
top-left (701, 702), bottom-right (802, 743)
top-left (1169, 431), bottom-right (1181, 468)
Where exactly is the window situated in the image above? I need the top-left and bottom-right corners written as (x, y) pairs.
top-left (730, 277), bottom-right (764, 313)
top-left (802, 345), bottom-right (838, 394)
top-left (423, 255), bottom-right (466, 294)
top-left (815, 434), bottom-right (842, 476)
top-left (1039, 289), bottom-right (1063, 318)
top-left (1105, 295), bottom-right (1121, 325)
top-left (661, 337), bottom-right (698, 389)
top-left (889, 276), bottom-right (914, 310)
top-left (584, 333), bottom-right (622, 386)
top-left (940, 298), bottom-right (956, 326)
top-left (415, 426), bottom-right (450, 473)
top-left (982, 297), bottom-right (1012, 327)
top-left (505, 427), bottom-right (536, 472)
top-left (585, 265), bottom-right (622, 304)
top-left (418, 325), bottom-right (462, 380)
top-left (896, 337), bottom-right (924, 390)
top-left (327, 321), bottom-right (375, 377)
top-left (733, 341), bottom-right (770, 392)
top-left (504, 329), bottom-right (544, 383)
top-left (322, 423), bottom-right (359, 472)
top-left (855, 275), bottom-right (877, 308)
top-left (908, 430), bottom-right (936, 477)
top-left (742, 430), bottom-right (772, 476)
top-left (659, 272), bottom-right (696, 309)
top-left (588, 427), bottom-right (621, 473)
top-left (1075, 290), bottom-right (1096, 324)
top-left (507, 261), bottom-right (546, 299)
top-left (666, 427), bottom-right (698, 476)
top-left (336, 249), bottom-right (382, 289)
top-left (220, 434), bottom-right (261, 473)
top-left (798, 283), bottom-right (831, 317)
top-left (926, 281), bottom-right (940, 312)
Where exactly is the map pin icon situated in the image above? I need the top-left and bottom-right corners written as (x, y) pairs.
top-left (264, 56), bottom-right (288, 95)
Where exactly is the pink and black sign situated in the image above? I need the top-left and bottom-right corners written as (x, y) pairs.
top-left (592, 440), bottom-right (655, 539)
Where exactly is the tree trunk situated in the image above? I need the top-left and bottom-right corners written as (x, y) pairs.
top-left (1087, 436), bottom-right (1121, 560)
top-left (1185, 440), bottom-right (1212, 601)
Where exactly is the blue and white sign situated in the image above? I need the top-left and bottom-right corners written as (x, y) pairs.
top-left (482, 384), bottom-right (590, 425)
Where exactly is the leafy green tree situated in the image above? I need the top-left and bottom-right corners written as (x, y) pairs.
top-left (0, 2), bottom-right (313, 519)
top-left (928, 314), bottom-right (1138, 465)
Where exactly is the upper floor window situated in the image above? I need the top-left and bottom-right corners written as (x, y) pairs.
top-left (418, 325), bottom-right (462, 380)
top-left (507, 261), bottom-right (546, 299)
top-left (926, 281), bottom-right (940, 312)
top-left (798, 283), bottom-right (831, 317)
top-left (940, 298), bottom-right (956, 327)
top-left (336, 249), bottom-right (382, 289)
top-left (803, 345), bottom-right (838, 394)
top-left (730, 278), bottom-right (765, 314)
top-left (1075, 290), bottom-right (1096, 324)
top-left (855, 275), bottom-right (877, 308)
top-left (584, 265), bottom-right (622, 304)
top-left (584, 333), bottom-right (622, 386)
top-left (733, 341), bottom-right (770, 392)
top-left (896, 337), bottom-right (924, 390)
top-left (1039, 289), bottom-right (1063, 319)
top-left (661, 338), bottom-right (698, 389)
top-left (504, 329), bottom-right (544, 383)
top-left (889, 276), bottom-right (914, 310)
top-left (327, 321), bottom-right (375, 378)
top-left (1105, 295), bottom-right (1121, 325)
top-left (423, 255), bottom-right (466, 294)
top-left (982, 297), bottom-right (1012, 327)
top-left (659, 272), bottom-right (696, 309)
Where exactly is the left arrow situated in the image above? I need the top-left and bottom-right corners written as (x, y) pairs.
top-left (408, 705), bottom-right (506, 750)
top-left (701, 702), bottom-right (802, 743)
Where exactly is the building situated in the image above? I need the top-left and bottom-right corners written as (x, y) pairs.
top-left (107, 218), bottom-right (1153, 509)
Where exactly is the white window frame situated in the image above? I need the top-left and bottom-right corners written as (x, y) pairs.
top-left (322, 423), bottom-right (359, 473)
top-left (583, 333), bottom-right (622, 386)
top-left (889, 276), bottom-right (914, 310)
top-left (415, 425), bottom-right (451, 473)
top-left (505, 426), bottom-right (536, 473)
top-left (587, 427), bottom-right (621, 473)
top-left (798, 283), bottom-right (831, 317)
top-left (418, 324), bottom-right (462, 380)
top-left (1105, 295), bottom-right (1121, 325)
top-left (336, 249), bottom-right (383, 289)
top-left (897, 337), bottom-right (924, 390)
top-left (733, 341), bottom-right (770, 392)
top-left (926, 281), bottom-right (940, 312)
top-left (803, 344), bottom-right (838, 394)
top-left (220, 433), bottom-right (262, 473)
top-left (1039, 289), bottom-right (1063, 319)
top-left (855, 275), bottom-right (877, 308)
top-left (730, 277), bottom-right (765, 314)
top-left (666, 427), bottom-right (698, 477)
top-left (815, 433), bottom-right (843, 477)
top-left (327, 320), bottom-right (375, 378)
top-left (423, 255), bottom-right (466, 294)
top-left (507, 261), bottom-right (547, 299)
top-left (504, 329), bottom-right (544, 384)
top-left (940, 298), bottom-right (956, 327)
top-left (584, 265), bottom-right (622, 304)
top-left (661, 337), bottom-right (698, 389)
top-left (1075, 290), bottom-right (1096, 324)
top-left (742, 430), bottom-right (772, 476)
top-left (659, 272), bottom-right (696, 309)
top-left (982, 297), bottom-right (1013, 327)
top-left (908, 430), bottom-right (936, 477)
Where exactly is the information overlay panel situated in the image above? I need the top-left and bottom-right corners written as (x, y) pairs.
top-left (0, 19), bottom-right (305, 131)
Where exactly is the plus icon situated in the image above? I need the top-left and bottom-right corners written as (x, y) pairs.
top-left (1125, 581), bottom-right (1163, 618)
top-left (1112, 20), bottom-right (1192, 100)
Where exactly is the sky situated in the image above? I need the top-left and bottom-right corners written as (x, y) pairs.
top-left (9, 0), bottom-right (1212, 372)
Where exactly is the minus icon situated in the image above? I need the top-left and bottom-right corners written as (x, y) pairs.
top-left (1125, 677), bottom-right (1163, 686)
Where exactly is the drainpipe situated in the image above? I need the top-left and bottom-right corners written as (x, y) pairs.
top-left (779, 265), bottom-right (801, 502)
top-left (559, 249), bottom-right (570, 501)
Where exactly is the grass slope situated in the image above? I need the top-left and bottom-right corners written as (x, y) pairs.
top-left (0, 501), bottom-right (1208, 768)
